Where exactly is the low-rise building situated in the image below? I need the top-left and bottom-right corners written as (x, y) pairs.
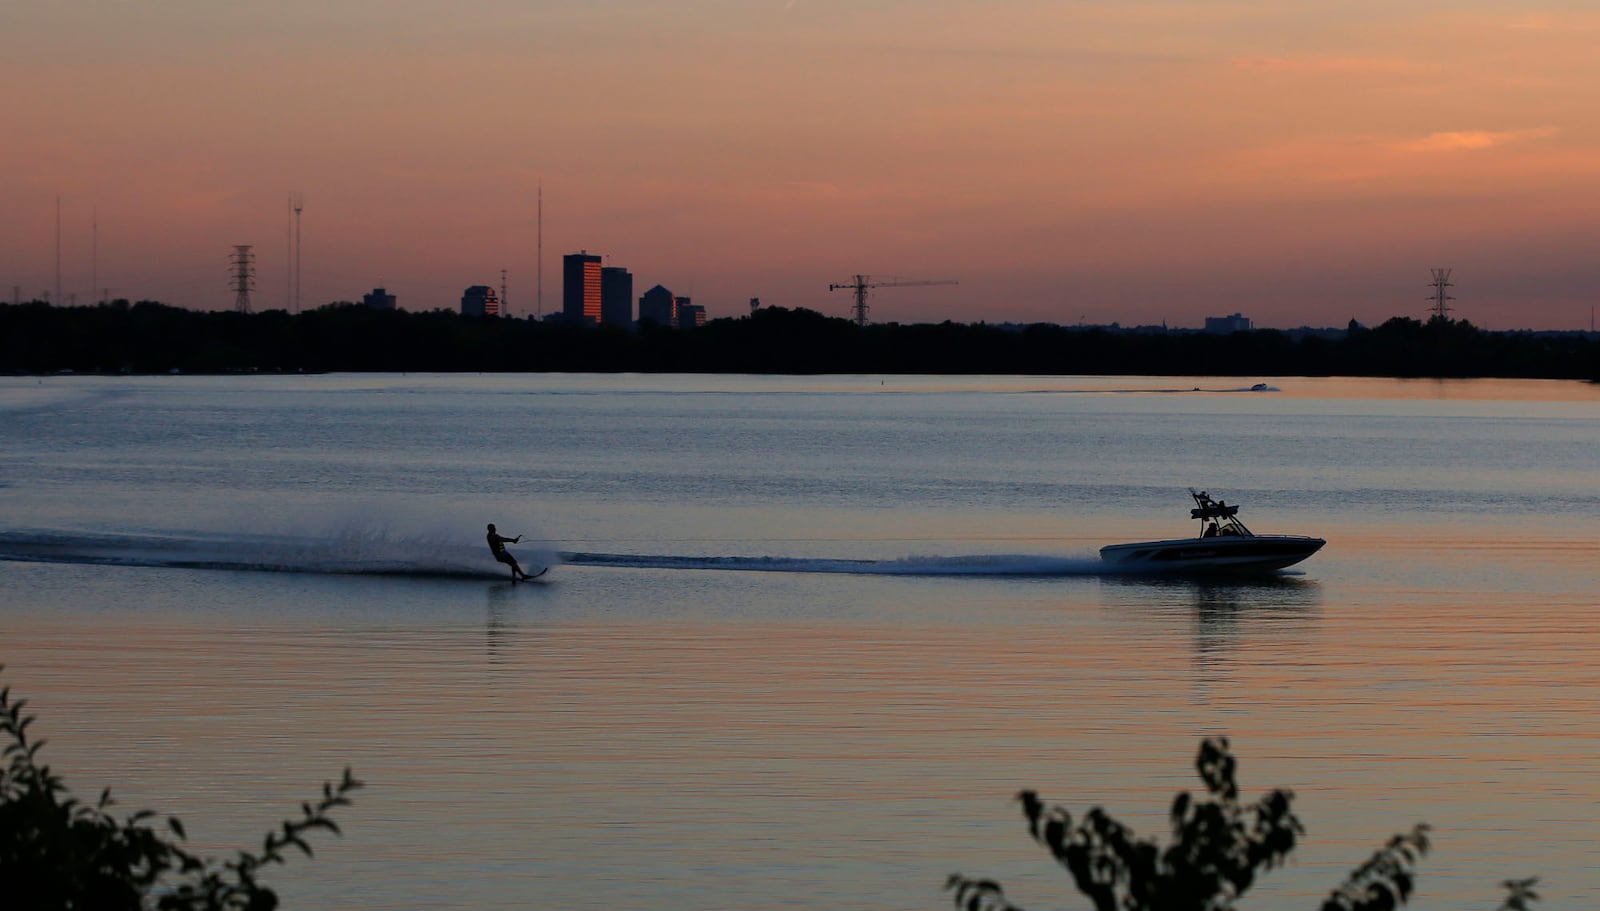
top-left (677, 302), bottom-right (706, 329)
top-left (362, 287), bottom-right (397, 311)
top-left (1204, 313), bottom-right (1252, 334)
top-left (461, 285), bottom-right (500, 317)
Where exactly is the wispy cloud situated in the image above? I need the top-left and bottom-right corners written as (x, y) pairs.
top-left (1401, 127), bottom-right (1560, 152)
top-left (1505, 14), bottom-right (1558, 31)
top-left (1231, 56), bottom-right (1438, 76)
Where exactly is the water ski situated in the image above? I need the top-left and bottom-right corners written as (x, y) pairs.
top-left (515, 566), bottom-right (548, 583)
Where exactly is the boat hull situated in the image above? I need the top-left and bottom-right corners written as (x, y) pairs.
top-left (1099, 535), bottom-right (1325, 573)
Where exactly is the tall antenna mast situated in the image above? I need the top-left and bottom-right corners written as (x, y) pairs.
top-left (91, 206), bottom-right (98, 304)
top-left (1427, 267), bottom-right (1454, 321)
top-left (536, 183), bottom-right (543, 318)
top-left (54, 195), bottom-right (62, 306)
top-left (230, 245), bottom-right (256, 313)
top-left (501, 268), bottom-right (508, 317)
top-left (291, 193), bottom-right (304, 312)
top-left (286, 196), bottom-right (294, 310)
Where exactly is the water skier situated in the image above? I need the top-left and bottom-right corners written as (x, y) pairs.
top-left (486, 523), bottom-right (538, 582)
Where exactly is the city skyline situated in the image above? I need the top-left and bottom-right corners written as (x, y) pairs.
top-left (4, 2), bottom-right (1600, 329)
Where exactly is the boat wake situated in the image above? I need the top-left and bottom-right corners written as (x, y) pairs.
top-left (560, 551), bottom-right (1110, 577)
top-left (0, 528), bottom-right (1297, 581)
top-left (0, 528), bottom-right (527, 580)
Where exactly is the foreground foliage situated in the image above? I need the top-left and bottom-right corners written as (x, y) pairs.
top-left (0, 666), bottom-right (361, 910)
top-left (947, 737), bottom-right (1533, 911)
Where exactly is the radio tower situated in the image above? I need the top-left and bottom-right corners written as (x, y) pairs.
top-left (501, 268), bottom-right (508, 317)
top-left (285, 196), bottom-right (293, 310)
top-left (1427, 268), bottom-right (1454, 322)
top-left (230, 245), bottom-right (256, 313)
top-left (536, 183), bottom-right (543, 318)
top-left (55, 195), bottom-right (62, 307)
top-left (291, 193), bottom-right (305, 312)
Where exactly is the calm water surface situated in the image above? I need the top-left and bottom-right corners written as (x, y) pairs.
top-left (2, 373), bottom-right (1598, 909)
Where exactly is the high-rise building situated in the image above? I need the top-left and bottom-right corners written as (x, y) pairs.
top-left (363, 287), bottom-right (397, 311)
top-left (563, 252), bottom-right (602, 325)
top-left (462, 285), bottom-right (500, 317)
top-left (638, 284), bottom-right (676, 327)
top-left (600, 266), bottom-right (633, 327)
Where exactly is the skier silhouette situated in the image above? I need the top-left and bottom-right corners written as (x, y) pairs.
top-left (486, 523), bottom-right (537, 582)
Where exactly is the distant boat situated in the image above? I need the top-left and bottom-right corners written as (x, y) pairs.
top-left (1099, 489), bottom-right (1324, 574)
top-left (1251, 383), bottom-right (1269, 391)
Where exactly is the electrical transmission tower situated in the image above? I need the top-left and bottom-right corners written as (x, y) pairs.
top-left (1427, 268), bottom-right (1454, 321)
top-left (827, 274), bottom-right (958, 327)
top-left (230, 245), bottom-right (256, 313)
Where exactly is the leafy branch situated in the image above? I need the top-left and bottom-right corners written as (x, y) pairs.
top-left (949, 737), bottom-right (1532, 911)
top-left (1, 665), bottom-right (361, 910)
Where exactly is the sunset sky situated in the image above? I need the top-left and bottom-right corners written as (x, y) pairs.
top-left (5, 1), bottom-right (1599, 329)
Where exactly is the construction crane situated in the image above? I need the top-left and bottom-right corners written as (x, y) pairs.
top-left (828, 274), bottom-right (958, 327)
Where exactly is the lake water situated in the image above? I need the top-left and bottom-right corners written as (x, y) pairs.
top-left (3, 373), bottom-right (1598, 910)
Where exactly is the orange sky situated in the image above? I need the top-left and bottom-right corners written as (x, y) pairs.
top-left (4, 1), bottom-right (1599, 329)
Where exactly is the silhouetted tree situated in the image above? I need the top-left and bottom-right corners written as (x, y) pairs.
top-left (3, 301), bottom-right (1596, 378)
top-left (947, 738), bottom-right (1531, 911)
top-left (0, 666), bottom-right (361, 910)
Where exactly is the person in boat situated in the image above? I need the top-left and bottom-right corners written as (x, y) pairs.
top-left (1203, 521), bottom-right (1220, 538)
top-left (1211, 500), bottom-right (1240, 535)
top-left (486, 523), bottom-right (535, 582)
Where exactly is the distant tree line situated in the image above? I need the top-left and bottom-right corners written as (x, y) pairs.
top-left (2, 300), bottom-right (1597, 379)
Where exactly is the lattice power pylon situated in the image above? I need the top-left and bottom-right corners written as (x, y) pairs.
top-left (1427, 267), bottom-right (1454, 321)
top-left (230, 244), bottom-right (256, 313)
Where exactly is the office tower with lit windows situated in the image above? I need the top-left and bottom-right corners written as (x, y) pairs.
top-left (563, 252), bottom-right (602, 325)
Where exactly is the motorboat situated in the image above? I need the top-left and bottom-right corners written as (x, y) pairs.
top-left (1099, 489), bottom-right (1324, 573)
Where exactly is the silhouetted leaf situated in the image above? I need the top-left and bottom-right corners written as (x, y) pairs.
top-left (1017, 790), bottom-right (1042, 840)
top-left (1170, 790), bottom-right (1190, 829)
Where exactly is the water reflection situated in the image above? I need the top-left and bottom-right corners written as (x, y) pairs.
top-left (1099, 575), bottom-right (1322, 700)
top-left (485, 582), bottom-right (519, 660)
top-left (1101, 573), bottom-right (1322, 612)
